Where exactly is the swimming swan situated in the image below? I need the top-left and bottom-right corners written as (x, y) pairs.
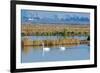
top-left (60, 47), bottom-right (66, 51)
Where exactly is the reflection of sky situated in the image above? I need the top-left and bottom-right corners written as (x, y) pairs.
top-left (21, 10), bottom-right (90, 24)
top-left (21, 45), bottom-right (90, 63)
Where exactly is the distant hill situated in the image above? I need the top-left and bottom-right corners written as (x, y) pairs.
top-left (21, 10), bottom-right (90, 25)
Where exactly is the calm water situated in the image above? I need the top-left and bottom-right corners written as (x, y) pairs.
top-left (22, 36), bottom-right (88, 40)
top-left (21, 36), bottom-right (90, 63)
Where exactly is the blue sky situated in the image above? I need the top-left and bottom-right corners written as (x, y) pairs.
top-left (21, 10), bottom-right (90, 25)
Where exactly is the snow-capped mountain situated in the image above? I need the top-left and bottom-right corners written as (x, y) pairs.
top-left (21, 10), bottom-right (90, 25)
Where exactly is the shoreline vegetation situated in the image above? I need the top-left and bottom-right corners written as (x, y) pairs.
top-left (22, 38), bottom-right (89, 46)
top-left (21, 24), bottom-right (90, 36)
top-left (21, 24), bottom-right (90, 48)
top-left (22, 38), bottom-right (90, 53)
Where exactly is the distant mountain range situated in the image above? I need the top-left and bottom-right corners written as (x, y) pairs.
top-left (21, 11), bottom-right (90, 25)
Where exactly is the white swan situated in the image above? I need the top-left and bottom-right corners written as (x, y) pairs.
top-left (60, 47), bottom-right (66, 51)
top-left (42, 43), bottom-right (50, 52)
top-left (42, 42), bottom-right (50, 56)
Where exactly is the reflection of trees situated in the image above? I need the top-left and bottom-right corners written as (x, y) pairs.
top-left (22, 36), bottom-right (90, 53)
top-left (22, 42), bottom-right (80, 53)
top-left (22, 46), bottom-right (32, 54)
top-left (22, 38), bottom-right (81, 47)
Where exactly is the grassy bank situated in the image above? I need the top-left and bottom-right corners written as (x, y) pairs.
top-left (21, 24), bottom-right (90, 36)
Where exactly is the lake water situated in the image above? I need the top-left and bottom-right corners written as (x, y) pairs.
top-left (21, 36), bottom-right (90, 63)
top-left (22, 36), bottom-right (88, 40)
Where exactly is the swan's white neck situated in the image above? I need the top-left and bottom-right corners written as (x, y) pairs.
top-left (42, 42), bottom-right (44, 48)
